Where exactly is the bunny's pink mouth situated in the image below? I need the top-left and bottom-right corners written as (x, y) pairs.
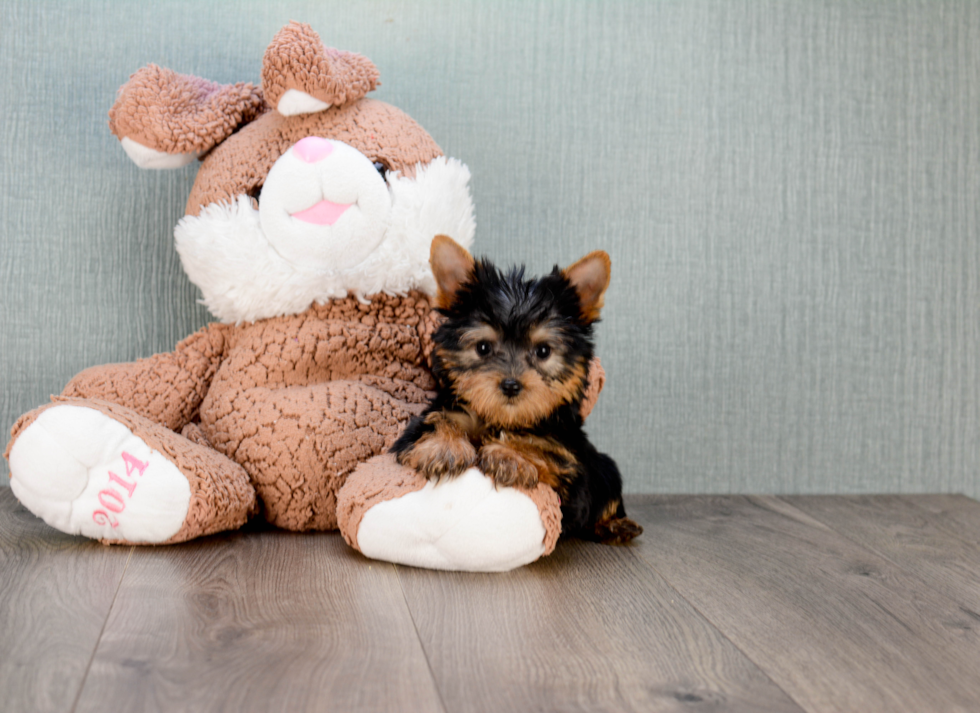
top-left (290, 199), bottom-right (352, 226)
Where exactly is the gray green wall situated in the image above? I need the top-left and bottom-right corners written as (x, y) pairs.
top-left (2, 1), bottom-right (979, 495)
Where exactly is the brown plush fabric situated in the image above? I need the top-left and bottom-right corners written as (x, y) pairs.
top-left (185, 293), bottom-right (439, 531)
top-left (62, 324), bottom-right (231, 432)
top-left (180, 422), bottom-right (212, 448)
top-left (261, 21), bottom-right (380, 111)
top-left (337, 454), bottom-right (429, 551)
top-left (108, 65), bottom-right (267, 154)
top-left (521, 483), bottom-right (562, 555)
top-left (580, 357), bottom-right (606, 420)
top-left (185, 98), bottom-right (443, 216)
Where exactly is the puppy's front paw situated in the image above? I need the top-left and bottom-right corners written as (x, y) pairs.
top-left (595, 516), bottom-right (643, 545)
top-left (396, 433), bottom-right (476, 481)
top-left (478, 443), bottom-right (539, 489)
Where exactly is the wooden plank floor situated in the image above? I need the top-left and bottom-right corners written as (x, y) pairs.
top-left (3, 489), bottom-right (980, 713)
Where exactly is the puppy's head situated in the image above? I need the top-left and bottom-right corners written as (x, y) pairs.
top-left (428, 235), bottom-right (610, 429)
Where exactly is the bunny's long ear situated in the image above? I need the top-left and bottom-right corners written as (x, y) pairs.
top-left (261, 21), bottom-right (380, 117)
top-left (109, 65), bottom-right (267, 169)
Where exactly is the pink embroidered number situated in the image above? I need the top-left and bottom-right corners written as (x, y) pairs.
top-left (108, 471), bottom-right (137, 498)
top-left (98, 489), bottom-right (126, 513)
top-left (92, 451), bottom-right (150, 528)
top-left (92, 511), bottom-right (118, 528)
top-left (122, 451), bottom-right (148, 478)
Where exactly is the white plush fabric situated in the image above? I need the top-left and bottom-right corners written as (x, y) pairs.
top-left (120, 136), bottom-right (200, 169)
top-left (356, 468), bottom-right (548, 572)
top-left (174, 152), bottom-right (475, 323)
top-left (8, 405), bottom-right (191, 543)
top-left (276, 89), bottom-right (331, 116)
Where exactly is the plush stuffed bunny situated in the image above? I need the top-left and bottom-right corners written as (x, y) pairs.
top-left (6, 23), bottom-right (600, 571)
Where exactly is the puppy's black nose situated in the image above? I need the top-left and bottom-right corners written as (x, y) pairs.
top-left (499, 379), bottom-right (522, 398)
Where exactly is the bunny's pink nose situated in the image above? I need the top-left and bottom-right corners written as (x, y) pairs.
top-left (292, 136), bottom-right (335, 163)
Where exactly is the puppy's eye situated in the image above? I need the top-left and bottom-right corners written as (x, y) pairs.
top-left (534, 344), bottom-right (552, 360)
top-left (373, 161), bottom-right (388, 179)
top-left (476, 341), bottom-right (492, 357)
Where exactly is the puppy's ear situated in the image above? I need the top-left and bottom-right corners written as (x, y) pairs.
top-left (430, 235), bottom-right (475, 309)
top-left (563, 251), bottom-right (611, 323)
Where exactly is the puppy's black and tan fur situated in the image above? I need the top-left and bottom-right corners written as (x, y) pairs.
top-left (391, 235), bottom-right (642, 544)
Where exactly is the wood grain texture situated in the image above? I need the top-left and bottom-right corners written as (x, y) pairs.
top-left (398, 537), bottom-right (803, 713)
top-left (628, 495), bottom-right (980, 713)
top-left (74, 527), bottom-right (444, 713)
top-left (7, 491), bottom-right (980, 713)
top-left (910, 494), bottom-right (980, 546)
top-left (0, 488), bottom-right (132, 713)
top-left (783, 495), bottom-right (980, 614)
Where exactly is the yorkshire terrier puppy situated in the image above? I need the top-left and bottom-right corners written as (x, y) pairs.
top-left (391, 235), bottom-right (642, 544)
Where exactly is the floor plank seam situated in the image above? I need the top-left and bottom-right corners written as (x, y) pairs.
top-left (622, 544), bottom-right (810, 713)
top-left (393, 564), bottom-right (451, 713)
top-left (69, 546), bottom-right (134, 713)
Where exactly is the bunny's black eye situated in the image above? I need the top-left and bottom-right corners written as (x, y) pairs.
top-left (535, 344), bottom-right (552, 360)
top-left (476, 341), bottom-right (492, 357)
top-left (373, 161), bottom-right (388, 178)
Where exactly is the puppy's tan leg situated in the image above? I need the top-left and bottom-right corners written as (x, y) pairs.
top-left (478, 434), bottom-right (574, 490)
top-left (594, 498), bottom-right (643, 544)
top-left (396, 412), bottom-right (477, 481)
top-left (478, 440), bottom-right (541, 489)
